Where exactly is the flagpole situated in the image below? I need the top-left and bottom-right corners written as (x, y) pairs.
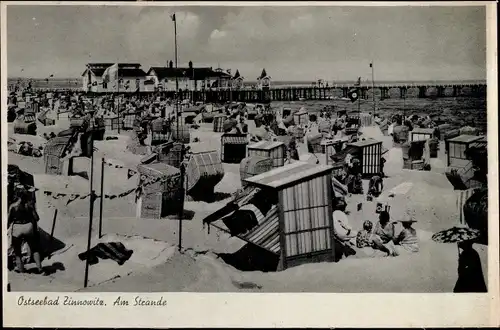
top-left (172, 12), bottom-right (185, 252)
top-left (371, 62), bottom-right (376, 117)
top-left (84, 135), bottom-right (95, 288)
top-left (358, 77), bottom-right (361, 117)
top-left (174, 13), bottom-right (179, 138)
top-left (117, 65), bottom-right (121, 134)
top-left (98, 157), bottom-right (105, 238)
top-left (403, 87), bottom-right (406, 124)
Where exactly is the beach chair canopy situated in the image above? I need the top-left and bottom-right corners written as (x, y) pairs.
top-left (463, 188), bottom-right (487, 243)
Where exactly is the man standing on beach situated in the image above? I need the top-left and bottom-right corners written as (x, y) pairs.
top-left (8, 187), bottom-right (45, 275)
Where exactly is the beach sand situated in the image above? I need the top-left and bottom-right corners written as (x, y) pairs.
top-left (6, 117), bottom-right (488, 293)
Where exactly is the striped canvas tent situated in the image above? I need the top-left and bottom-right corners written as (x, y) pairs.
top-left (203, 186), bottom-right (281, 254)
top-left (204, 162), bottom-right (337, 270)
top-left (457, 188), bottom-right (479, 226)
top-left (359, 113), bottom-right (374, 127)
top-left (332, 176), bottom-right (348, 197)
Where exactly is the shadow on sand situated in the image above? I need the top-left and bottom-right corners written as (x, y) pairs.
top-left (164, 209), bottom-right (196, 221)
top-left (188, 192), bottom-right (232, 203)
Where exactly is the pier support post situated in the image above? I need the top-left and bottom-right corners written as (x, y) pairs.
top-left (437, 86), bottom-right (445, 98)
top-left (400, 87), bottom-right (407, 99)
top-left (361, 87), bottom-right (367, 100)
top-left (380, 87), bottom-right (389, 100)
top-left (418, 86), bottom-right (427, 98)
top-left (471, 85), bottom-right (480, 97)
top-left (480, 85), bottom-right (486, 97)
top-left (342, 87), bottom-right (348, 98)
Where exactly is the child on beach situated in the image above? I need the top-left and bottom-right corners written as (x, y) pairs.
top-left (368, 174), bottom-right (384, 198)
top-left (356, 220), bottom-right (374, 248)
top-left (393, 215), bottom-right (419, 254)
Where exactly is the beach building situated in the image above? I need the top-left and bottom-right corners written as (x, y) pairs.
top-left (232, 69), bottom-right (244, 89)
top-left (146, 61), bottom-right (232, 92)
top-left (257, 68), bottom-right (272, 90)
top-left (82, 63), bottom-right (148, 93)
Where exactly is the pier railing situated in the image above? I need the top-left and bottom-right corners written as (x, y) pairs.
top-left (14, 83), bottom-right (486, 103)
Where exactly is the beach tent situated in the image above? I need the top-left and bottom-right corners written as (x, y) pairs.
top-left (204, 162), bottom-right (337, 271)
top-left (461, 188), bottom-right (487, 244)
top-left (332, 176), bottom-right (348, 197)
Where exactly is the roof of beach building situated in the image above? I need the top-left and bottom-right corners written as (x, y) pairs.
top-left (147, 67), bottom-right (232, 80)
top-left (257, 68), bottom-right (270, 80)
top-left (82, 63), bottom-right (147, 77)
top-left (87, 63), bottom-right (141, 68)
top-left (447, 134), bottom-right (484, 144)
top-left (244, 162), bottom-right (334, 190)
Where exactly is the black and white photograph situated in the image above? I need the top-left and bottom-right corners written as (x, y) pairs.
top-left (2, 1), bottom-right (498, 327)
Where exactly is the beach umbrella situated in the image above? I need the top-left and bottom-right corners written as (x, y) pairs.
top-left (431, 226), bottom-right (482, 244)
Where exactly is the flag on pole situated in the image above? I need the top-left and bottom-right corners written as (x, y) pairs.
top-left (348, 77), bottom-right (361, 102)
top-left (171, 13), bottom-right (176, 22)
top-left (102, 63), bottom-right (119, 85)
top-left (348, 89), bottom-right (359, 103)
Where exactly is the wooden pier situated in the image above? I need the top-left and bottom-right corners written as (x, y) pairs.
top-left (22, 82), bottom-right (487, 103)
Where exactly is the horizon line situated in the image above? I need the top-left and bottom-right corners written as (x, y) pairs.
top-left (7, 77), bottom-right (487, 83)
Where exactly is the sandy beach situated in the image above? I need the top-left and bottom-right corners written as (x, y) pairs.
top-left (7, 114), bottom-right (488, 293)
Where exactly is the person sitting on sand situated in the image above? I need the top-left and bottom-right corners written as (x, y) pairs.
top-left (223, 115), bottom-right (239, 133)
top-left (347, 173), bottom-right (363, 195)
top-left (356, 220), bottom-right (374, 248)
top-left (286, 135), bottom-right (300, 161)
top-left (275, 114), bottom-right (288, 135)
top-left (350, 158), bottom-right (362, 176)
top-left (238, 116), bottom-right (248, 134)
top-left (392, 214), bottom-right (419, 254)
top-left (332, 199), bottom-right (356, 245)
top-left (368, 174), bottom-right (384, 198)
top-left (370, 211), bottom-right (397, 256)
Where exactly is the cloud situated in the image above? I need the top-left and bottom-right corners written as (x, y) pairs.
top-left (126, 10), bottom-right (201, 65)
top-left (209, 29), bottom-right (226, 40)
top-left (6, 5), bottom-right (486, 80)
top-left (205, 7), bottom-right (360, 63)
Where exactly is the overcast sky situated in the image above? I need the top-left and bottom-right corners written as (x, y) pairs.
top-left (7, 5), bottom-right (487, 81)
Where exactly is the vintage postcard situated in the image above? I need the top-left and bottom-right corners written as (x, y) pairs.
top-left (2, 1), bottom-right (498, 328)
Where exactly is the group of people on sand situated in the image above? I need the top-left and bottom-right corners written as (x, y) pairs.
top-left (332, 198), bottom-right (419, 258)
top-left (223, 104), bottom-right (250, 135)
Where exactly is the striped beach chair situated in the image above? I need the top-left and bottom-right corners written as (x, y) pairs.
top-left (455, 188), bottom-right (477, 256)
top-left (457, 188), bottom-right (477, 226)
